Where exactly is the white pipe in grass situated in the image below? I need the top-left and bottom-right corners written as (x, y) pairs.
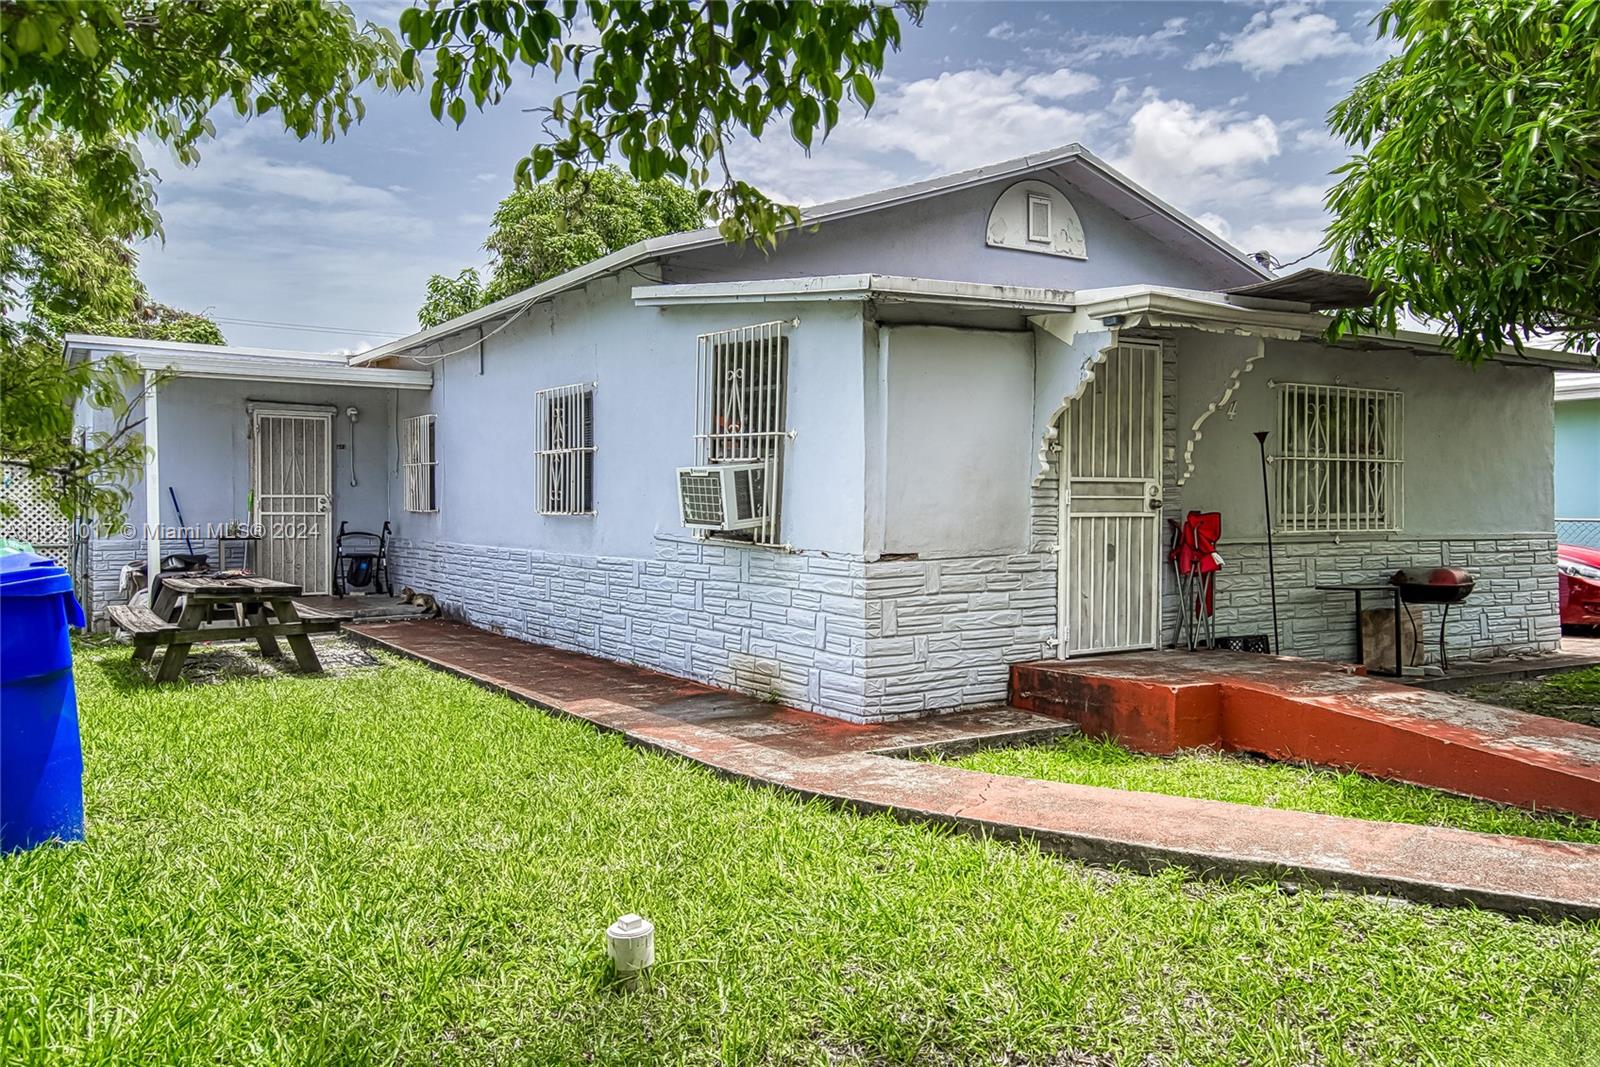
top-left (605, 914), bottom-right (654, 981)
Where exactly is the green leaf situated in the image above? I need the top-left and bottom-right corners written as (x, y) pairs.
top-left (852, 72), bottom-right (874, 109)
top-left (69, 21), bottom-right (99, 58)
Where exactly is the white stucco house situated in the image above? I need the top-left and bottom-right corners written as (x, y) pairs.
top-left (66, 143), bottom-right (1598, 721)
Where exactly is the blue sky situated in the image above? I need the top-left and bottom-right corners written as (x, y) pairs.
top-left (133, 1), bottom-right (1389, 353)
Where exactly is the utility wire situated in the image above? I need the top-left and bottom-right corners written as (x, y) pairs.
top-left (210, 315), bottom-right (405, 338)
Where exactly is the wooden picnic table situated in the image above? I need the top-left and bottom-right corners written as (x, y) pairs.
top-left (109, 575), bottom-right (347, 682)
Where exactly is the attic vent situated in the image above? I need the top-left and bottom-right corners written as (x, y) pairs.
top-left (1026, 193), bottom-right (1052, 243)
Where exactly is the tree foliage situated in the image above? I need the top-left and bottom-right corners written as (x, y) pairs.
top-left (2, 1), bottom-right (387, 524)
top-left (2, 0), bottom-right (921, 519)
top-left (419, 167), bottom-right (704, 326)
top-left (417, 269), bottom-right (487, 329)
top-left (1326, 0), bottom-right (1600, 361)
top-left (400, 0), bottom-right (923, 245)
top-left (1, 0), bottom-right (404, 234)
top-left (1, 131), bottom-right (222, 525)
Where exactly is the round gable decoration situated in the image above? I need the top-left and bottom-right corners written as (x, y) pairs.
top-left (986, 180), bottom-right (1086, 259)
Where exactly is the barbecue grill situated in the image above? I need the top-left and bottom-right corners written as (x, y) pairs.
top-left (1390, 567), bottom-right (1475, 669)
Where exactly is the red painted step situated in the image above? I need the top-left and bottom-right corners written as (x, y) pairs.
top-left (1011, 652), bottom-right (1600, 820)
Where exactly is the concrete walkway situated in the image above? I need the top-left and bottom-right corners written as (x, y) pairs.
top-left (348, 620), bottom-right (1600, 921)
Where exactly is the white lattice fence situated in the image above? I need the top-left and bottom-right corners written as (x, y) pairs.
top-left (0, 463), bottom-right (74, 564)
top-left (1557, 518), bottom-right (1600, 548)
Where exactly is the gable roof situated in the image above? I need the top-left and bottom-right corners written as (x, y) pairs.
top-left (350, 143), bottom-right (1270, 365)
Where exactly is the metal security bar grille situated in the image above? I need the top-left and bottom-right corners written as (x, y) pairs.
top-left (252, 409), bottom-right (332, 594)
top-left (402, 414), bottom-right (438, 513)
top-left (536, 383), bottom-right (595, 515)
top-left (1059, 342), bottom-right (1164, 656)
top-left (694, 321), bottom-right (790, 544)
top-left (1275, 382), bottom-right (1403, 533)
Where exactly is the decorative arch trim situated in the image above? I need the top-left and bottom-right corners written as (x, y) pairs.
top-left (1034, 336), bottom-right (1122, 485)
top-left (987, 180), bottom-right (1087, 260)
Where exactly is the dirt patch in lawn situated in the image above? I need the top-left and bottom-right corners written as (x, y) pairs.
top-left (130, 634), bottom-right (383, 684)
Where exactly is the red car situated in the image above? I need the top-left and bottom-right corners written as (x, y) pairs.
top-left (1559, 544), bottom-right (1600, 628)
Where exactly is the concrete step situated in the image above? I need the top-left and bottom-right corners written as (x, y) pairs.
top-left (1012, 653), bottom-right (1600, 820)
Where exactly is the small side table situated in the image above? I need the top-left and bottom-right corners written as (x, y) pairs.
top-left (1314, 582), bottom-right (1405, 677)
top-left (215, 532), bottom-right (261, 572)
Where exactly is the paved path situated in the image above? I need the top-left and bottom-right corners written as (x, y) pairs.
top-left (349, 620), bottom-right (1600, 920)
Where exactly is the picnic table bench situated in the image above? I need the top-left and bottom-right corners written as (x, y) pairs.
top-left (108, 575), bottom-right (349, 682)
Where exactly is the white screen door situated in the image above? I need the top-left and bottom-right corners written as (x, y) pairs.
top-left (1058, 342), bottom-right (1163, 655)
top-left (251, 408), bottom-right (332, 594)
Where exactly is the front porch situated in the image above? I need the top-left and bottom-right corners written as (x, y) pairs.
top-left (63, 334), bottom-right (433, 626)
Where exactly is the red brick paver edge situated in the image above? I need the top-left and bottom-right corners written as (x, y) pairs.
top-left (347, 620), bottom-right (1600, 921)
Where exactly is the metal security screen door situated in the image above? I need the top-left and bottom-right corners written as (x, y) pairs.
top-left (1058, 342), bottom-right (1163, 655)
top-left (251, 409), bottom-right (332, 594)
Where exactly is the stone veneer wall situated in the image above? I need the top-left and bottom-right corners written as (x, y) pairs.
top-left (858, 483), bottom-right (1058, 718)
top-left (86, 536), bottom-right (164, 627)
top-left (388, 536), bottom-right (878, 720)
top-left (1194, 536), bottom-right (1562, 662)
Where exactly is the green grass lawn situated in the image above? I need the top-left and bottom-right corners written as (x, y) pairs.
top-left (1462, 665), bottom-right (1600, 728)
top-left (939, 737), bottom-right (1600, 845)
top-left (3, 642), bottom-right (1598, 1066)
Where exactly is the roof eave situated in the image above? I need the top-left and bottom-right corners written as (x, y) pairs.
top-left (632, 274), bottom-right (1078, 313)
top-left (64, 335), bottom-right (432, 389)
top-left (1077, 287), bottom-right (1593, 369)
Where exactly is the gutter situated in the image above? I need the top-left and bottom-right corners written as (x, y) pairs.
top-left (632, 274), bottom-right (1078, 313)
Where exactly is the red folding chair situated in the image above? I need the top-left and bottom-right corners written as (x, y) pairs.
top-left (1168, 511), bottom-right (1223, 650)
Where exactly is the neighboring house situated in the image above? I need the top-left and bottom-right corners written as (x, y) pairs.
top-left (1556, 372), bottom-right (1600, 547)
top-left (67, 144), bottom-right (1598, 722)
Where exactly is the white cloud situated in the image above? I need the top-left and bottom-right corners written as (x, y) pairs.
top-left (1111, 95), bottom-right (1281, 206)
top-left (987, 21), bottom-right (1017, 42)
top-left (1044, 17), bottom-right (1188, 64)
top-left (1234, 218), bottom-right (1329, 264)
top-left (1190, 3), bottom-right (1363, 76)
top-left (728, 67), bottom-right (1110, 199)
top-left (1271, 183), bottom-right (1328, 210)
top-left (1185, 211), bottom-right (1330, 266)
top-left (853, 69), bottom-right (1105, 171)
top-left (1020, 69), bottom-right (1100, 99)
top-left (1193, 212), bottom-right (1234, 240)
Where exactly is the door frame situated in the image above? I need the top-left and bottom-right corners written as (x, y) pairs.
top-left (1055, 341), bottom-right (1165, 658)
top-left (249, 404), bottom-right (334, 595)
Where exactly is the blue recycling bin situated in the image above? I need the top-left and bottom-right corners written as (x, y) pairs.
top-left (1, 551), bottom-right (87, 852)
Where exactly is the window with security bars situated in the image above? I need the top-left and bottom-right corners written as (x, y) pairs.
top-left (1274, 382), bottom-right (1403, 533)
top-left (694, 320), bottom-right (790, 544)
top-left (536, 383), bottom-right (595, 515)
top-left (402, 414), bottom-right (437, 513)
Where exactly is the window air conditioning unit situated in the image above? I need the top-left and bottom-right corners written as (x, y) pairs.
top-left (677, 462), bottom-right (768, 531)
